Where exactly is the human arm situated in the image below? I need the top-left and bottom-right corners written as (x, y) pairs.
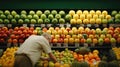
top-left (48, 52), bottom-right (57, 63)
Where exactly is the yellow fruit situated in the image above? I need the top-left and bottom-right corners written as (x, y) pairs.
top-left (90, 19), bottom-right (95, 24)
top-left (76, 19), bottom-right (82, 24)
top-left (102, 10), bottom-right (108, 16)
top-left (69, 10), bottom-right (75, 16)
top-left (87, 14), bottom-right (92, 19)
top-left (70, 19), bottom-right (76, 24)
top-left (99, 14), bottom-right (105, 19)
top-left (90, 10), bottom-right (95, 15)
top-left (73, 14), bottom-right (79, 19)
top-left (63, 64), bottom-right (70, 67)
top-left (93, 14), bottom-right (98, 19)
top-left (96, 18), bottom-right (101, 24)
top-left (93, 50), bottom-right (99, 54)
top-left (83, 10), bottom-right (89, 15)
top-left (106, 15), bottom-right (112, 20)
top-left (96, 10), bottom-right (101, 15)
top-left (83, 19), bottom-right (89, 24)
top-left (76, 10), bottom-right (82, 15)
top-left (80, 14), bottom-right (85, 20)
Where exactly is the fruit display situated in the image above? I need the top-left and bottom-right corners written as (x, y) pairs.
top-left (112, 47), bottom-right (120, 60)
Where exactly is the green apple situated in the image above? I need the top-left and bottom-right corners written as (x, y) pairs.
top-left (21, 14), bottom-right (27, 19)
top-left (11, 19), bottom-right (17, 24)
top-left (86, 38), bottom-right (92, 44)
top-left (98, 38), bottom-right (104, 45)
top-left (65, 14), bottom-right (72, 21)
top-left (41, 14), bottom-right (46, 19)
top-left (31, 19), bottom-right (36, 24)
top-left (48, 14), bottom-right (54, 19)
top-left (11, 10), bottom-right (17, 16)
top-left (115, 14), bottom-right (120, 19)
top-left (0, 19), bottom-right (3, 24)
top-left (21, 10), bottom-right (27, 15)
top-left (29, 10), bottom-right (35, 15)
top-left (59, 18), bottom-right (65, 24)
top-left (0, 14), bottom-right (6, 19)
top-left (115, 19), bottom-right (120, 23)
top-left (37, 30), bottom-right (43, 35)
top-left (4, 10), bottom-right (10, 15)
top-left (36, 27), bottom-right (41, 31)
top-left (59, 10), bottom-right (65, 16)
top-left (44, 10), bottom-right (50, 15)
top-left (51, 10), bottom-right (57, 15)
top-left (110, 38), bottom-right (116, 43)
top-left (37, 19), bottom-right (43, 24)
top-left (0, 10), bottom-right (3, 15)
top-left (7, 15), bottom-right (13, 19)
top-left (55, 14), bottom-right (61, 19)
top-left (14, 14), bottom-right (20, 19)
top-left (52, 18), bottom-right (58, 24)
top-left (102, 19), bottom-right (108, 24)
top-left (111, 10), bottom-right (117, 16)
top-left (27, 15), bottom-right (32, 19)
top-left (36, 10), bottom-right (42, 16)
top-left (49, 61), bottom-right (54, 67)
top-left (4, 19), bottom-right (10, 24)
top-left (44, 18), bottom-right (50, 24)
top-left (18, 19), bottom-right (24, 24)
top-left (24, 19), bottom-right (30, 24)
top-left (108, 18), bottom-right (114, 24)
top-left (33, 14), bottom-right (39, 20)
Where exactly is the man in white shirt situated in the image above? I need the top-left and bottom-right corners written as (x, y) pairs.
top-left (14, 32), bottom-right (57, 67)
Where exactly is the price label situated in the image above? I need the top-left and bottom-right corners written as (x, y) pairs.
top-left (94, 24), bottom-right (99, 27)
top-left (91, 43), bottom-right (95, 47)
top-left (23, 24), bottom-right (27, 27)
top-left (84, 43), bottom-right (88, 47)
top-left (87, 24), bottom-right (91, 27)
top-left (66, 24), bottom-right (71, 27)
top-left (63, 43), bottom-right (68, 47)
top-left (41, 24), bottom-right (45, 27)
top-left (47, 24), bottom-right (52, 27)
top-left (111, 43), bottom-right (116, 47)
top-left (103, 24), bottom-right (107, 27)
top-left (14, 43), bottom-right (18, 47)
top-left (114, 24), bottom-right (120, 27)
top-left (7, 43), bottom-right (11, 47)
top-left (0, 24), bottom-right (4, 27)
top-left (60, 24), bottom-right (64, 27)
top-left (57, 43), bottom-right (61, 47)
top-left (109, 24), bottom-right (114, 27)
top-left (7, 24), bottom-right (12, 27)
top-left (80, 24), bottom-right (85, 27)
top-left (30, 24), bottom-right (35, 27)
top-left (75, 43), bottom-right (79, 47)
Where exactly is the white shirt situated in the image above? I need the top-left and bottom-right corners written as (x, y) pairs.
top-left (16, 35), bottom-right (52, 66)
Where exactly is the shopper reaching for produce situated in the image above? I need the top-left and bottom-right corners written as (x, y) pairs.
top-left (14, 32), bottom-right (57, 67)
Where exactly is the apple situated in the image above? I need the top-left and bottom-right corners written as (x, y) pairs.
top-left (44, 18), bottom-right (50, 24)
top-left (72, 35), bottom-right (77, 39)
top-left (106, 15), bottom-right (111, 20)
top-left (51, 10), bottom-right (57, 15)
top-left (93, 14), bottom-right (98, 19)
top-left (66, 35), bottom-right (71, 39)
top-left (115, 14), bottom-right (120, 19)
top-left (80, 14), bottom-right (85, 20)
top-left (52, 38), bottom-right (58, 43)
top-left (65, 14), bottom-right (72, 21)
top-left (86, 38), bottom-right (92, 44)
top-left (0, 10), bottom-right (3, 15)
top-left (90, 10), bottom-right (95, 15)
top-left (74, 38), bottom-right (79, 43)
top-left (70, 19), bottom-right (76, 24)
top-left (68, 30), bottom-right (73, 35)
top-left (36, 10), bottom-right (42, 16)
top-left (17, 30), bottom-right (22, 35)
top-left (7, 15), bottom-right (13, 19)
top-left (55, 35), bottom-right (60, 39)
top-left (111, 10), bottom-right (117, 16)
top-left (18, 19), bottom-right (24, 24)
top-left (21, 14), bottom-right (27, 19)
top-left (98, 38), bottom-right (104, 45)
top-left (0, 14), bottom-right (6, 19)
top-left (52, 18), bottom-right (58, 24)
top-left (93, 38), bottom-right (98, 44)
top-left (4, 19), bottom-right (10, 24)
top-left (55, 14), bottom-right (61, 19)
top-left (26, 34), bottom-right (30, 38)
top-left (76, 10), bottom-right (82, 15)
top-left (102, 10), bottom-right (108, 16)
top-left (0, 19), bottom-right (3, 24)
top-left (48, 14), bottom-right (54, 19)
top-left (69, 10), bottom-right (75, 16)
top-left (11, 10), bottom-right (17, 16)
top-left (73, 14), bottom-right (79, 19)
top-left (0, 38), bottom-right (5, 43)
top-left (59, 18), bottom-right (65, 24)
top-left (83, 10), bottom-right (89, 15)
top-left (10, 34), bottom-right (16, 39)
top-left (27, 15), bottom-right (32, 19)
top-left (63, 30), bottom-right (68, 35)
top-left (80, 38), bottom-right (86, 43)
top-left (29, 10), bottom-right (35, 15)
top-left (55, 27), bottom-right (59, 31)
top-left (104, 38), bottom-right (110, 44)
top-left (37, 30), bottom-right (42, 35)
top-left (89, 34), bottom-right (94, 39)
top-left (76, 19), bottom-right (82, 24)
top-left (110, 38), bottom-right (116, 43)
top-left (69, 38), bottom-right (74, 44)
top-left (59, 10), bottom-right (65, 16)
top-left (58, 38), bottom-right (64, 43)
top-left (49, 27), bottom-right (54, 31)
top-left (21, 10), bottom-right (27, 15)
top-left (96, 10), bottom-right (101, 15)
top-left (96, 18), bottom-right (101, 24)
top-left (33, 14), bottom-right (39, 20)
top-left (115, 19), bottom-right (120, 23)
top-left (37, 19), bottom-right (43, 24)
top-left (77, 34), bottom-right (83, 39)
top-left (113, 34), bottom-right (118, 39)
top-left (46, 30), bottom-right (51, 34)
top-left (60, 34), bottom-right (65, 39)
top-left (41, 14), bottom-right (46, 19)
top-left (23, 30), bottom-right (28, 34)
top-left (19, 39), bottom-right (24, 43)
top-left (24, 19), bottom-right (30, 24)
top-left (100, 34), bottom-right (106, 39)
top-left (14, 14), bottom-right (20, 19)
top-left (117, 38), bottom-right (120, 43)
top-left (87, 14), bottom-right (92, 19)
top-left (20, 34), bottom-right (25, 39)
top-left (11, 18), bottom-right (17, 24)
top-left (107, 30), bottom-right (114, 35)
top-left (66, 27), bottom-right (71, 32)
top-left (31, 19), bottom-right (36, 24)
top-left (57, 30), bottom-right (62, 35)
top-left (44, 10), bottom-right (50, 15)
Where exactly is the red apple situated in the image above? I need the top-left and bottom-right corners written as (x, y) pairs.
top-left (13, 31), bottom-right (18, 35)
top-left (60, 34), bottom-right (65, 39)
top-left (104, 38), bottom-right (110, 44)
top-left (7, 38), bottom-right (12, 43)
top-left (19, 39), bottom-right (24, 43)
top-left (0, 38), bottom-right (5, 43)
top-left (117, 38), bottom-right (120, 43)
top-left (80, 38), bottom-right (86, 43)
top-left (42, 27), bottom-right (47, 32)
top-left (52, 38), bottom-right (58, 43)
top-left (19, 26), bottom-right (25, 31)
top-left (108, 26), bottom-right (114, 31)
top-left (23, 30), bottom-right (28, 34)
top-left (26, 34), bottom-right (30, 38)
top-left (2, 27), bottom-right (8, 31)
top-left (58, 38), bottom-right (64, 43)
top-left (66, 27), bottom-right (71, 31)
top-left (29, 27), bottom-right (34, 31)
top-left (17, 30), bottom-right (23, 35)
top-left (55, 35), bottom-right (60, 39)
top-left (27, 30), bottom-right (33, 35)
top-left (107, 30), bottom-right (114, 35)
top-left (20, 34), bottom-right (25, 39)
top-left (12, 39), bottom-right (18, 44)
top-left (10, 34), bottom-right (16, 39)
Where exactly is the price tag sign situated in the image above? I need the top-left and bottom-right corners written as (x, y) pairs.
top-left (7, 24), bottom-right (12, 27)
top-left (84, 43), bottom-right (88, 47)
top-left (91, 43), bottom-right (95, 47)
top-left (47, 24), bottom-right (52, 27)
top-left (109, 24), bottom-right (114, 27)
top-left (57, 43), bottom-right (61, 47)
top-left (75, 43), bottom-right (79, 47)
top-left (111, 43), bottom-right (116, 47)
top-left (41, 24), bottom-right (45, 27)
top-left (7, 43), bottom-right (11, 47)
top-left (114, 24), bottom-right (120, 27)
top-left (94, 24), bottom-right (99, 27)
top-left (0, 24), bottom-right (4, 27)
top-left (66, 24), bottom-right (71, 27)
top-left (23, 24), bottom-right (27, 27)
top-left (103, 24), bottom-right (107, 27)
top-left (14, 43), bottom-right (18, 47)
top-left (30, 24), bottom-right (35, 27)
top-left (87, 24), bottom-right (91, 27)
top-left (60, 24), bottom-right (64, 27)
top-left (63, 43), bottom-right (68, 47)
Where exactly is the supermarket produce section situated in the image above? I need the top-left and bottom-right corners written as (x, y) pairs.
top-left (0, 0), bottom-right (120, 67)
